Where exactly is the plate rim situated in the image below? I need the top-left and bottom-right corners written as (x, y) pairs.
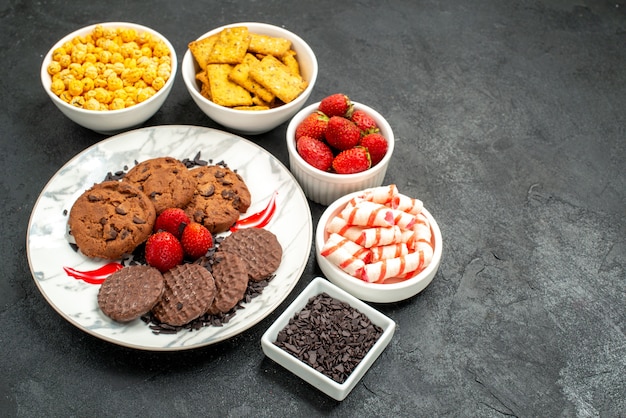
top-left (26, 124), bottom-right (313, 351)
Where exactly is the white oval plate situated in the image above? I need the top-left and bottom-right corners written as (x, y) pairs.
top-left (27, 125), bottom-right (312, 351)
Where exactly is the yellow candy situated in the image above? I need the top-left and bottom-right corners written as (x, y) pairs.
top-left (59, 90), bottom-right (72, 103)
top-left (113, 88), bottom-right (128, 100)
top-left (47, 61), bottom-right (62, 76)
top-left (48, 25), bottom-right (170, 110)
top-left (68, 63), bottom-right (84, 79)
top-left (51, 79), bottom-right (65, 96)
top-left (51, 47), bottom-right (66, 61)
top-left (68, 79), bottom-right (84, 96)
top-left (119, 28), bottom-right (137, 43)
top-left (141, 65), bottom-right (157, 84)
top-left (152, 77), bottom-right (165, 91)
top-left (109, 97), bottom-right (126, 110)
top-left (110, 52), bottom-right (124, 64)
top-left (82, 77), bottom-right (95, 92)
top-left (83, 64), bottom-right (98, 80)
top-left (69, 96), bottom-right (85, 107)
top-left (136, 87), bottom-right (156, 103)
top-left (84, 97), bottom-right (101, 110)
top-left (121, 67), bottom-right (143, 84)
top-left (107, 74), bottom-right (123, 91)
top-left (58, 54), bottom-right (71, 68)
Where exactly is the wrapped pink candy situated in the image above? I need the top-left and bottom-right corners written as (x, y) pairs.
top-left (326, 216), bottom-right (364, 242)
top-left (340, 200), bottom-right (394, 227)
top-left (359, 245), bottom-right (433, 283)
top-left (396, 242), bottom-right (435, 280)
top-left (360, 184), bottom-right (399, 205)
top-left (356, 226), bottom-right (403, 248)
top-left (370, 242), bottom-right (409, 263)
top-left (321, 232), bottom-right (371, 263)
top-left (320, 233), bottom-right (366, 276)
top-left (326, 217), bottom-right (403, 248)
top-left (391, 193), bottom-right (423, 215)
top-left (342, 198), bottom-right (416, 230)
top-left (407, 212), bottom-right (433, 250)
top-left (389, 208), bottom-right (417, 229)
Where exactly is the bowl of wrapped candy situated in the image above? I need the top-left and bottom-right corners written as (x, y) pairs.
top-left (315, 185), bottom-right (442, 303)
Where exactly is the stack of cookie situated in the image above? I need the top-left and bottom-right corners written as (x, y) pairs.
top-left (68, 156), bottom-right (251, 260)
top-left (68, 156), bottom-right (283, 328)
top-left (97, 229), bottom-right (282, 327)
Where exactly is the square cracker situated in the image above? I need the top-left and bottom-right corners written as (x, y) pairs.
top-left (206, 64), bottom-right (253, 107)
top-left (248, 33), bottom-right (292, 57)
top-left (188, 35), bottom-right (218, 71)
top-left (250, 55), bottom-right (308, 103)
top-left (206, 27), bottom-right (250, 64)
top-left (281, 50), bottom-right (301, 76)
top-left (195, 71), bottom-right (212, 99)
top-left (228, 53), bottom-right (275, 103)
top-left (252, 94), bottom-right (273, 108)
top-left (233, 105), bottom-right (270, 111)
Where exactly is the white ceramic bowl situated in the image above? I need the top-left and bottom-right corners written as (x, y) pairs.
top-left (315, 190), bottom-right (442, 303)
top-left (40, 22), bottom-right (177, 135)
top-left (261, 277), bottom-right (395, 401)
top-left (286, 102), bottom-right (395, 205)
top-left (182, 22), bottom-right (318, 135)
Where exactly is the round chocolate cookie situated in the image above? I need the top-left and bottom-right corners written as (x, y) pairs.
top-left (206, 251), bottom-right (249, 315)
top-left (98, 265), bottom-right (164, 322)
top-left (184, 165), bottom-right (252, 234)
top-left (151, 263), bottom-right (216, 326)
top-left (68, 180), bottom-right (156, 260)
top-left (218, 228), bottom-right (282, 281)
top-left (123, 157), bottom-right (195, 214)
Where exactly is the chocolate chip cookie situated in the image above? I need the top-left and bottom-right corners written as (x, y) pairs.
top-left (68, 180), bottom-right (156, 260)
top-left (184, 165), bottom-right (251, 234)
top-left (123, 157), bottom-right (195, 214)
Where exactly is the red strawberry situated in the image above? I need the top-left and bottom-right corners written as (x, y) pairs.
top-left (296, 135), bottom-right (334, 171)
top-left (332, 146), bottom-right (371, 174)
top-left (295, 111), bottom-right (328, 141)
top-left (180, 222), bottom-right (213, 260)
top-left (318, 93), bottom-right (353, 118)
top-left (360, 132), bottom-right (388, 166)
top-left (154, 208), bottom-right (190, 239)
top-left (325, 116), bottom-right (361, 150)
top-left (350, 109), bottom-right (379, 134)
top-left (144, 231), bottom-right (184, 272)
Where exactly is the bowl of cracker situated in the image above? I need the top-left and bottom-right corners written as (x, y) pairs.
top-left (40, 22), bottom-right (177, 135)
top-left (182, 22), bottom-right (318, 135)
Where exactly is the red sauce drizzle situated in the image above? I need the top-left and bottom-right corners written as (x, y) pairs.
top-left (230, 191), bottom-right (278, 232)
top-left (63, 262), bottom-right (124, 285)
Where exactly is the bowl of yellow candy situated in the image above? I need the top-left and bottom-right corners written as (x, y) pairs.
top-left (40, 22), bottom-right (177, 134)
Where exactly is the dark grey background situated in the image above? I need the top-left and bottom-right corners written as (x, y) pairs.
top-left (1, 0), bottom-right (624, 416)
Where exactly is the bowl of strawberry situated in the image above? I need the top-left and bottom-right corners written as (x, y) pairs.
top-left (286, 93), bottom-right (394, 205)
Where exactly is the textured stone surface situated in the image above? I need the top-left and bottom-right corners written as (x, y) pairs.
top-left (1, 0), bottom-right (624, 416)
